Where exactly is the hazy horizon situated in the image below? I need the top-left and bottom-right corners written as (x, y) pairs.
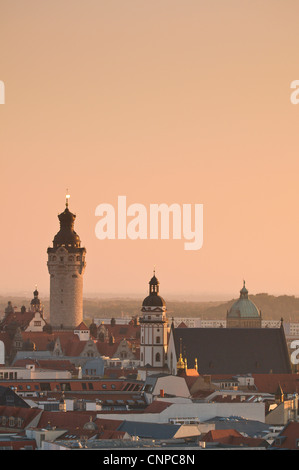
top-left (1, 288), bottom-right (298, 304)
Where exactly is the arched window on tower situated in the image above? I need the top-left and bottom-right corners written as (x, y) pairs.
top-left (155, 352), bottom-right (161, 362)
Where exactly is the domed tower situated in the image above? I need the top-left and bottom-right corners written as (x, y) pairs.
top-left (47, 195), bottom-right (86, 330)
top-left (30, 287), bottom-right (43, 314)
top-left (226, 281), bottom-right (262, 328)
top-left (139, 270), bottom-right (169, 370)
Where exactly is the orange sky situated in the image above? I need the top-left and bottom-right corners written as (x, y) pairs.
top-left (1, 1), bottom-right (299, 300)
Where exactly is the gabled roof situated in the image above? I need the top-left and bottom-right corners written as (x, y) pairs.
top-left (0, 310), bottom-right (35, 330)
top-left (75, 322), bottom-right (89, 330)
top-left (271, 421), bottom-right (299, 449)
top-left (0, 405), bottom-right (41, 428)
top-left (173, 326), bottom-right (292, 375)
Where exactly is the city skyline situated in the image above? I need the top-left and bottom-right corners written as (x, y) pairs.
top-left (1, 1), bottom-right (299, 298)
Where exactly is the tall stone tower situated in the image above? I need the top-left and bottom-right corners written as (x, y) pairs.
top-left (139, 271), bottom-right (169, 374)
top-left (47, 196), bottom-right (86, 330)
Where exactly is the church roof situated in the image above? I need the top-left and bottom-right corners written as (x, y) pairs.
top-left (173, 326), bottom-right (292, 375)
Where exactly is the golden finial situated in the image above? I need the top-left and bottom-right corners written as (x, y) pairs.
top-left (65, 189), bottom-right (70, 208)
top-left (177, 353), bottom-right (185, 370)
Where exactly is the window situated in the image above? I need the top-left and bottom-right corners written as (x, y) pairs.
top-left (40, 383), bottom-right (51, 391)
top-left (17, 417), bottom-right (23, 428)
top-left (60, 383), bottom-right (71, 391)
top-left (9, 417), bottom-right (15, 427)
top-left (155, 353), bottom-right (161, 362)
top-left (156, 336), bottom-right (160, 343)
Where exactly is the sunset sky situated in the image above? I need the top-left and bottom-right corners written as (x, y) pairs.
top-left (1, 1), bottom-right (299, 300)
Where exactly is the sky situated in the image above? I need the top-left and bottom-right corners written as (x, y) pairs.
top-left (1, 0), bottom-right (299, 300)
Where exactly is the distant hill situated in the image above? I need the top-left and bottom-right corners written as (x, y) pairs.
top-left (1, 293), bottom-right (299, 324)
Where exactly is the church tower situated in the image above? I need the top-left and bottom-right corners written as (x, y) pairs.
top-left (139, 271), bottom-right (169, 376)
top-left (47, 195), bottom-right (86, 330)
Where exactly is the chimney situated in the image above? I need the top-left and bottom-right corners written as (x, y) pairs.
top-left (160, 389), bottom-right (164, 398)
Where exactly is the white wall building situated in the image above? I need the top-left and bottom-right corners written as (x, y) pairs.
top-left (97, 401), bottom-right (265, 424)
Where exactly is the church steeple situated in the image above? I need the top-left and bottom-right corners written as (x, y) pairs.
top-left (30, 286), bottom-right (42, 313)
top-left (149, 268), bottom-right (159, 295)
top-left (139, 271), bottom-right (169, 373)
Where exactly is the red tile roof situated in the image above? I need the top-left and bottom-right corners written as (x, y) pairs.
top-left (36, 410), bottom-right (125, 440)
top-left (271, 421), bottom-right (299, 449)
top-left (0, 405), bottom-right (41, 429)
top-left (99, 323), bottom-right (140, 341)
top-left (252, 374), bottom-right (299, 394)
top-left (13, 358), bottom-right (77, 374)
top-left (0, 310), bottom-right (35, 330)
top-left (75, 322), bottom-right (89, 330)
top-left (201, 429), bottom-right (267, 447)
top-left (143, 401), bottom-right (173, 413)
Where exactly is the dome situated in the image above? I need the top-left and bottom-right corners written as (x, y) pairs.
top-left (53, 207), bottom-right (81, 248)
top-left (142, 294), bottom-right (166, 307)
top-left (83, 416), bottom-right (98, 431)
top-left (227, 281), bottom-right (260, 319)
